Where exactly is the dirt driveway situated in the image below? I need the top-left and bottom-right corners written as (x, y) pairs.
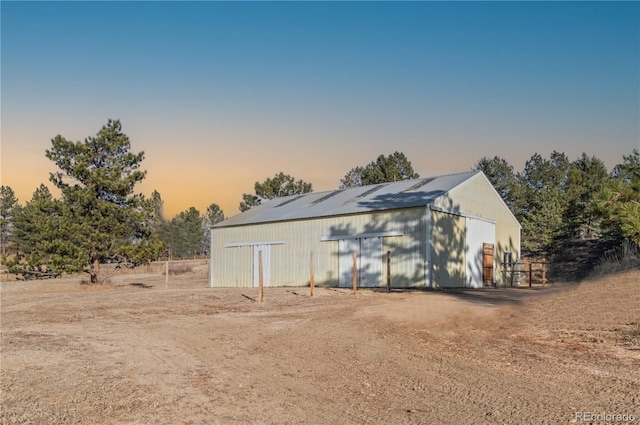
top-left (1, 271), bottom-right (638, 424)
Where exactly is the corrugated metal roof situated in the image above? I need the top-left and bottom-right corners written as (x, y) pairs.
top-left (214, 171), bottom-right (479, 228)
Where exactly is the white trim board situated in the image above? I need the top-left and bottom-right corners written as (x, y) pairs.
top-left (225, 241), bottom-right (285, 248)
top-left (321, 231), bottom-right (403, 241)
top-left (429, 206), bottom-right (496, 224)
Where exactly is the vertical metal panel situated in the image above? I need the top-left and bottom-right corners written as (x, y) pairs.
top-left (230, 245), bottom-right (252, 287)
top-left (424, 208), bottom-right (432, 288)
top-left (253, 245), bottom-right (271, 287)
top-left (431, 210), bottom-right (466, 288)
top-left (209, 229), bottom-right (214, 287)
top-left (465, 217), bottom-right (496, 288)
top-left (338, 239), bottom-right (359, 287)
top-left (360, 237), bottom-right (382, 287)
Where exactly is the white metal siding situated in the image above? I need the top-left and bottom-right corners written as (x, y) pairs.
top-left (253, 244), bottom-right (271, 287)
top-left (444, 172), bottom-right (521, 286)
top-left (212, 208), bottom-right (426, 288)
top-left (360, 237), bottom-right (382, 287)
top-left (338, 239), bottom-right (359, 288)
top-left (465, 217), bottom-right (495, 288)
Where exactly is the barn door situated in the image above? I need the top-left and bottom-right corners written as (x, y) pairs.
top-left (338, 237), bottom-right (382, 288)
top-left (252, 244), bottom-right (270, 288)
top-left (338, 239), bottom-right (359, 288)
top-left (359, 237), bottom-right (382, 287)
top-left (483, 243), bottom-right (494, 286)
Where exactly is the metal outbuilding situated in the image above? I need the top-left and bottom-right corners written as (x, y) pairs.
top-left (209, 171), bottom-right (521, 289)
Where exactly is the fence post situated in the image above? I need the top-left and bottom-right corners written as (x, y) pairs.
top-left (165, 260), bottom-right (169, 289)
top-left (259, 250), bottom-right (264, 303)
top-left (386, 250), bottom-right (391, 292)
top-left (353, 252), bottom-right (357, 294)
top-left (542, 257), bottom-right (547, 286)
top-left (310, 251), bottom-right (315, 297)
top-left (529, 262), bottom-right (532, 288)
top-left (509, 261), bottom-right (515, 287)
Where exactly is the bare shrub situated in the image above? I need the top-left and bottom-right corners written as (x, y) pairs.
top-left (590, 241), bottom-right (640, 278)
top-left (163, 263), bottom-right (194, 276)
top-left (621, 323), bottom-right (640, 347)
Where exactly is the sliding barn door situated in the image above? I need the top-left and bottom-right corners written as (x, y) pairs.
top-left (338, 237), bottom-right (382, 288)
top-left (465, 218), bottom-right (495, 288)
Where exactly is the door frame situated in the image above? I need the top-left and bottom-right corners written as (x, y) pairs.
top-left (224, 241), bottom-right (284, 288)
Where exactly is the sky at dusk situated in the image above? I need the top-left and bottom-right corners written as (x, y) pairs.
top-left (2, 1), bottom-right (639, 218)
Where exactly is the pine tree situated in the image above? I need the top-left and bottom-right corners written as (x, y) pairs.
top-left (0, 185), bottom-right (19, 257)
top-left (205, 203), bottom-right (225, 226)
top-left (562, 153), bottom-right (610, 239)
top-left (517, 152), bottom-right (570, 253)
top-left (157, 207), bottom-right (205, 259)
top-left (239, 172), bottom-right (312, 211)
top-left (589, 150), bottom-right (640, 246)
top-left (43, 119), bottom-right (163, 283)
top-left (339, 151), bottom-right (420, 189)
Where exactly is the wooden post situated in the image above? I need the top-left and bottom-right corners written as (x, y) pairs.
top-left (165, 260), bottom-right (169, 289)
top-left (528, 262), bottom-right (532, 288)
top-left (542, 258), bottom-right (547, 286)
top-left (310, 251), bottom-right (315, 297)
top-left (352, 252), bottom-right (357, 294)
top-left (386, 250), bottom-right (391, 292)
top-left (509, 261), bottom-right (515, 287)
top-left (259, 250), bottom-right (264, 303)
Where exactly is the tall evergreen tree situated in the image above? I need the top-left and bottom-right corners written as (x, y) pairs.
top-left (517, 151), bottom-right (570, 253)
top-left (339, 166), bottom-right (366, 189)
top-left (158, 207), bottom-right (205, 258)
top-left (0, 186), bottom-right (18, 257)
top-left (205, 203), bottom-right (225, 226)
top-left (612, 149), bottom-right (640, 183)
top-left (43, 119), bottom-right (163, 283)
top-left (5, 185), bottom-right (85, 276)
top-left (148, 190), bottom-right (166, 231)
top-left (589, 150), bottom-right (640, 246)
top-left (562, 153), bottom-right (610, 239)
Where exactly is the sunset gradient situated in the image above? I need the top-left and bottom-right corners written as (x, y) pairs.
top-left (2, 1), bottom-right (638, 218)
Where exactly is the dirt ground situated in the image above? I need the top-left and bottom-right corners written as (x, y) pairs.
top-left (1, 268), bottom-right (639, 424)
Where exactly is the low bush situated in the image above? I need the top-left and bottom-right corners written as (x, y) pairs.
top-left (590, 242), bottom-right (640, 279)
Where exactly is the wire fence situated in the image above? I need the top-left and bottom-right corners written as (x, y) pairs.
top-left (1, 258), bottom-right (210, 283)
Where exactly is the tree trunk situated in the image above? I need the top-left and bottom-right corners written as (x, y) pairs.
top-left (91, 258), bottom-right (100, 284)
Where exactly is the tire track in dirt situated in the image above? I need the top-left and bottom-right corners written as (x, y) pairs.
top-left (2, 273), bottom-right (638, 424)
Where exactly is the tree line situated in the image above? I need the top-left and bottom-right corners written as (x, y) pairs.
top-left (0, 119), bottom-right (638, 282)
top-left (474, 151), bottom-right (640, 254)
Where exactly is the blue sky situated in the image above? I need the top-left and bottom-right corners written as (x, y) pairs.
top-left (2, 1), bottom-right (639, 217)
